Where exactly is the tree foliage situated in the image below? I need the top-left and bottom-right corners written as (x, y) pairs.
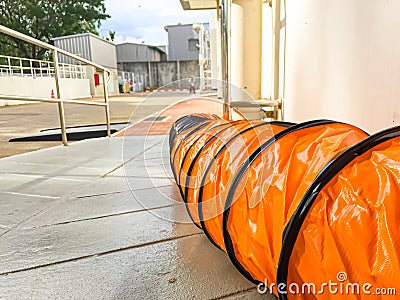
top-left (0, 0), bottom-right (110, 60)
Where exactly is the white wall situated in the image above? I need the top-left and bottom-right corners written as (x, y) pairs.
top-left (86, 66), bottom-right (119, 97)
top-left (261, 3), bottom-right (273, 99)
top-left (282, 0), bottom-right (400, 133)
top-left (90, 36), bottom-right (117, 69)
top-left (0, 76), bottom-right (91, 106)
top-left (209, 11), bottom-right (220, 90)
top-left (60, 78), bottom-right (91, 99)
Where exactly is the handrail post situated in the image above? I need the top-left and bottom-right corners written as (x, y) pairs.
top-left (53, 50), bottom-right (68, 146)
top-left (220, 0), bottom-right (231, 120)
top-left (19, 58), bottom-right (23, 76)
top-left (102, 70), bottom-right (111, 137)
top-left (7, 57), bottom-right (12, 75)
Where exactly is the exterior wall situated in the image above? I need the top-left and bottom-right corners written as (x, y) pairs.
top-left (0, 76), bottom-right (91, 106)
top-left (89, 36), bottom-right (117, 69)
top-left (209, 11), bottom-right (220, 90)
top-left (281, 0), bottom-right (400, 133)
top-left (261, 4), bottom-right (273, 99)
top-left (156, 62), bottom-right (177, 88)
top-left (86, 66), bottom-right (119, 97)
top-left (116, 43), bottom-right (164, 62)
top-left (178, 60), bottom-right (200, 81)
top-left (118, 60), bottom-right (200, 89)
top-left (59, 78), bottom-right (91, 99)
top-left (165, 24), bottom-right (201, 61)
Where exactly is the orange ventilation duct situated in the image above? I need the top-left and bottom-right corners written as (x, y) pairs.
top-left (170, 114), bottom-right (400, 299)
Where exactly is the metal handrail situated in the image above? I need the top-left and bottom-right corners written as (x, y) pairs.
top-left (0, 26), bottom-right (110, 74)
top-left (0, 94), bottom-right (108, 106)
top-left (0, 24), bottom-right (111, 145)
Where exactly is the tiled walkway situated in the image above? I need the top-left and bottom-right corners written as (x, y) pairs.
top-left (0, 99), bottom-right (276, 299)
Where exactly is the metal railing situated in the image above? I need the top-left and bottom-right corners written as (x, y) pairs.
top-left (0, 25), bottom-right (111, 146)
top-left (0, 54), bottom-right (87, 79)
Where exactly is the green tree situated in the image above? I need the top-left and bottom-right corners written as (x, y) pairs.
top-left (0, 0), bottom-right (110, 60)
top-left (106, 30), bottom-right (115, 42)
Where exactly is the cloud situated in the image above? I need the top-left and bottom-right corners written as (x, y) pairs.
top-left (99, 0), bottom-right (211, 46)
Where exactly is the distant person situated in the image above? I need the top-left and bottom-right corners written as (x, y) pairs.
top-left (118, 75), bottom-right (124, 94)
top-left (189, 77), bottom-right (196, 94)
top-left (129, 79), bottom-right (134, 93)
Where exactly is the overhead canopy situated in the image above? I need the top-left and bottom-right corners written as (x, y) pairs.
top-left (179, 0), bottom-right (217, 10)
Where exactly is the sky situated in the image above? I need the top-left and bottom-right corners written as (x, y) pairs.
top-left (99, 0), bottom-right (210, 46)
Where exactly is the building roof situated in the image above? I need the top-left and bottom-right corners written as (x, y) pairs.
top-left (116, 42), bottom-right (166, 54)
top-left (164, 22), bottom-right (209, 32)
top-left (179, 0), bottom-right (217, 10)
top-left (52, 32), bottom-right (116, 46)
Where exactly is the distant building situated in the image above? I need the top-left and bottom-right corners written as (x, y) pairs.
top-left (164, 23), bottom-right (209, 61)
top-left (116, 43), bottom-right (167, 92)
top-left (53, 33), bottom-right (119, 96)
top-left (116, 39), bottom-right (200, 91)
top-left (116, 43), bottom-right (167, 63)
top-left (53, 33), bottom-right (117, 69)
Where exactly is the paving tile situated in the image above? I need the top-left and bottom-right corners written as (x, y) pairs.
top-left (71, 176), bottom-right (174, 198)
top-left (0, 235), bottom-right (261, 300)
top-left (1, 155), bottom-right (123, 170)
top-left (126, 156), bottom-right (169, 168)
top-left (0, 193), bottom-right (55, 228)
top-left (24, 185), bottom-right (182, 228)
top-left (0, 174), bottom-right (42, 193)
top-left (0, 161), bottom-right (67, 176)
top-left (0, 206), bottom-right (199, 274)
top-left (2, 136), bottom-right (163, 166)
top-left (0, 161), bottom-right (112, 178)
top-left (108, 161), bottom-right (173, 179)
top-left (12, 176), bottom-right (92, 198)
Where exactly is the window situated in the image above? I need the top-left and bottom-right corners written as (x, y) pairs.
top-left (188, 38), bottom-right (199, 51)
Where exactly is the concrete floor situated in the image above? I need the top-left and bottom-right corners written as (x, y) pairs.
top-left (0, 135), bottom-right (276, 299)
top-left (0, 93), bottom-right (276, 299)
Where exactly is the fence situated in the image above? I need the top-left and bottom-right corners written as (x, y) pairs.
top-left (0, 55), bottom-right (87, 79)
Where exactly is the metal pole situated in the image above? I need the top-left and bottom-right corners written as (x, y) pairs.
top-left (177, 60), bottom-right (181, 89)
top-left (148, 61), bottom-right (152, 88)
top-left (220, 0), bottom-right (231, 120)
top-left (53, 50), bottom-right (68, 146)
top-left (103, 70), bottom-right (111, 137)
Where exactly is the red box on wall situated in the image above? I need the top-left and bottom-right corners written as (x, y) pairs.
top-left (94, 73), bottom-right (100, 86)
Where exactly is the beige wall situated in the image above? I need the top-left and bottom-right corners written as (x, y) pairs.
top-left (90, 36), bottom-right (118, 69)
top-left (282, 0), bottom-right (400, 133)
top-left (231, 0), bottom-right (263, 100)
top-left (86, 66), bottom-right (119, 97)
top-left (261, 4), bottom-right (273, 99)
top-left (209, 10), bottom-right (220, 90)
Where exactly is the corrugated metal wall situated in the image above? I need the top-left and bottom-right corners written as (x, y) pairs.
top-left (54, 34), bottom-right (117, 69)
top-left (116, 44), bottom-right (163, 63)
top-left (54, 35), bottom-right (91, 64)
